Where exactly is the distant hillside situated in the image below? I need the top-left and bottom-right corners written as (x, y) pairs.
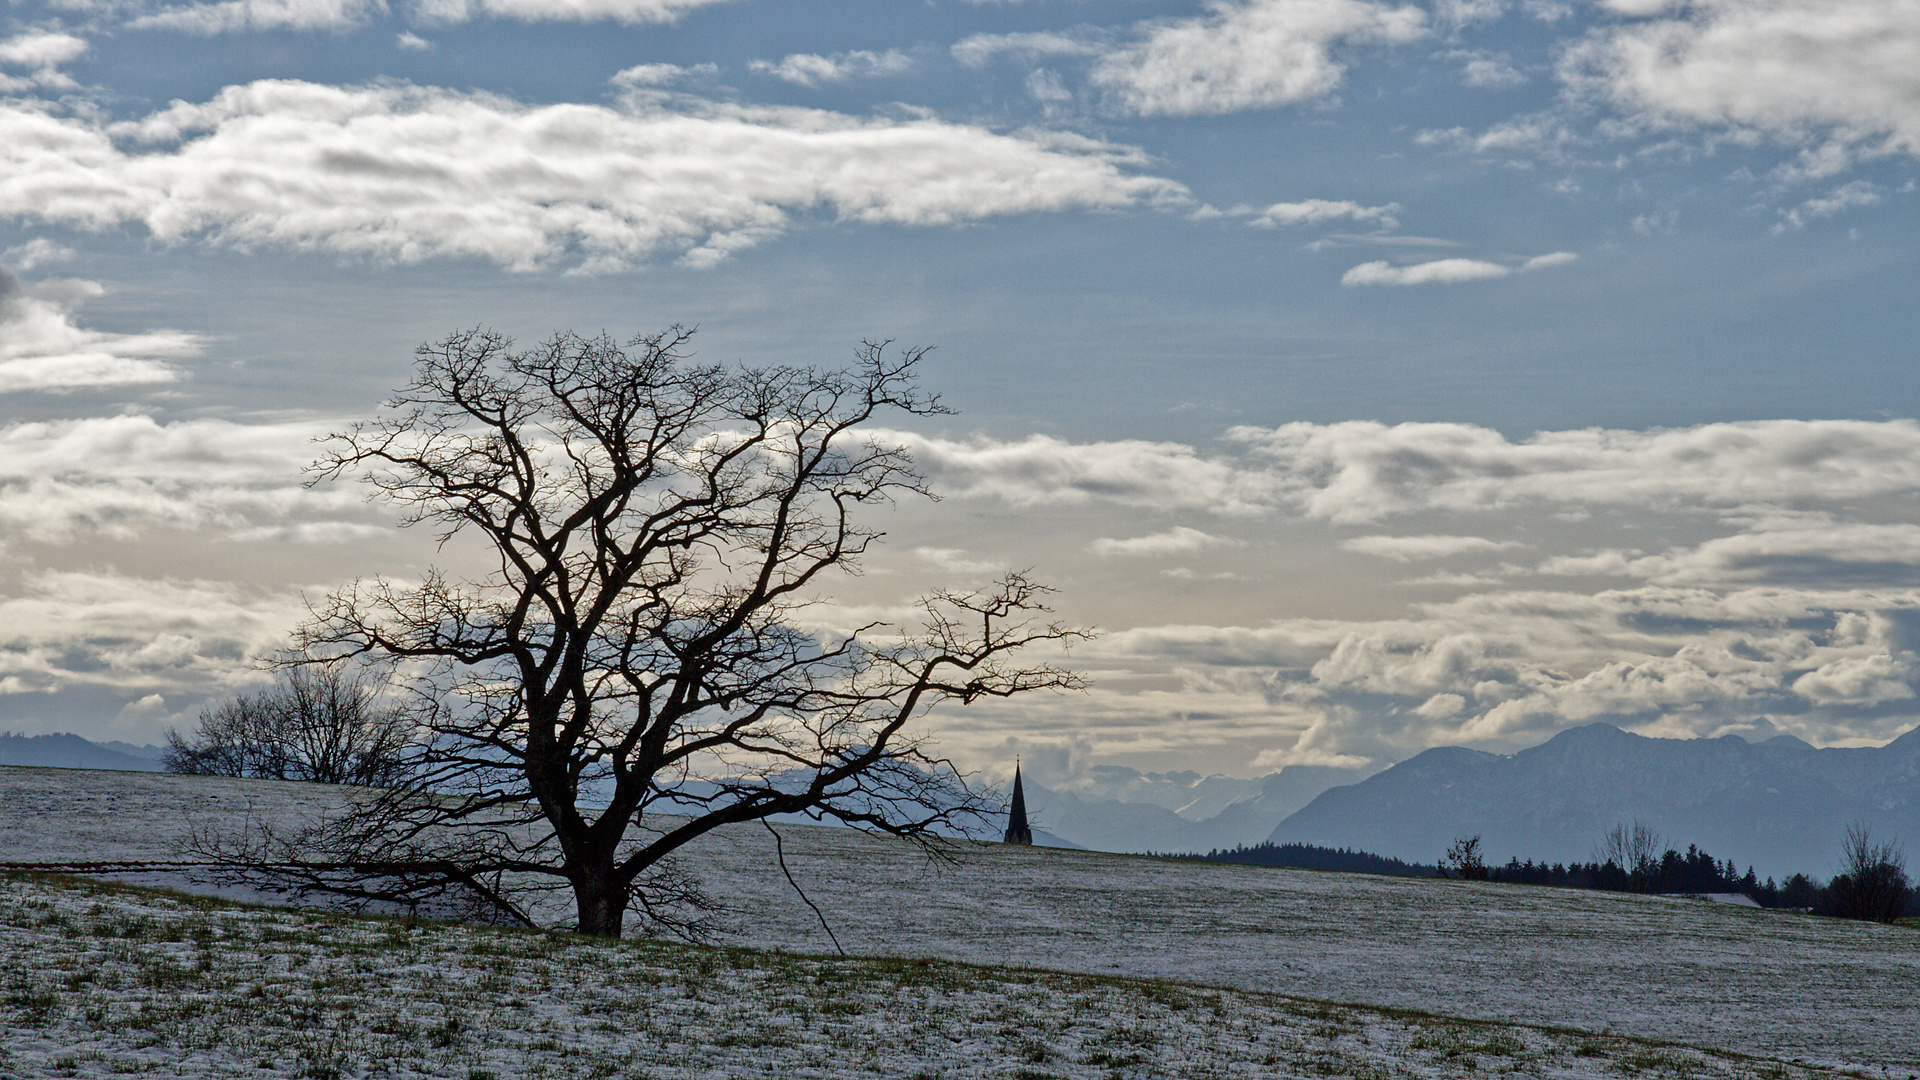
top-left (0, 732), bottom-right (166, 772)
top-left (1268, 722), bottom-right (1920, 878)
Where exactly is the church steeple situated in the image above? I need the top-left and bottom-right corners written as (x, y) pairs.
top-left (1003, 761), bottom-right (1033, 845)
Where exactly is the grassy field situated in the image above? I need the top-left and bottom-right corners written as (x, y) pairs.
top-left (0, 871), bottom-right (1871, 1080)
top-left (4, 766), bottom-right (1917, 1074)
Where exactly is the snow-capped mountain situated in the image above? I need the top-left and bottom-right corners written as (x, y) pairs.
top-left (1266, 723), bottom-right (1920, 879)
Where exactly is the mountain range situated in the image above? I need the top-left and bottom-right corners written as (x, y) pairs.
top-left (0, 732), bottom-right (165, 772)
top-left (1267, 722), bottom-right (1920, 879)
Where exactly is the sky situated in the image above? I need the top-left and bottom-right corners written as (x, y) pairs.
top-left (1, 0), bottom-right (1918, 784)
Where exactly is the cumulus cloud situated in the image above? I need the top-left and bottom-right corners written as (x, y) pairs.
top-left (1791, 652), bottom-right (1914, 706)
top-left (1086, 583), bottom-right (1920, 764)
top-left (1090, 526), bottom-right (1237, 557)
top-left (0, 31), bottom-right (88, 69)
top-left (0, 81), bottom-right (1185, 271)
top-left (1090, 0), bottom-right (1427, 116)
top-left (749, 50), bottom-right (913, 87)
top-left (1246, 198), bottom-right (1399, 229)
top-left (0, 268), bottom-right (202, 392)
top-left (1342, 534), bottom-right (1522, 562)
top-left (1341, 251), bottom-right (1574, 285)
top-left (0, 31), bottom-right (87, 91)
top-left (1564, 0), bottom-right (1920, 159)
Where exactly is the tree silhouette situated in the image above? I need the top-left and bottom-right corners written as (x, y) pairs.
top-left (212, 327), bottom-right (1085, 937)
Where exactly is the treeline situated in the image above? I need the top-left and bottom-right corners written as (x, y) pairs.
top-left (1166, 842), bottom-right (1438, 878)
top-left (1440, 823), bottom-right (1919, 923)
top-left (1479, 845), bottom-right (1805, 903)
top-left (1175, 827), bottom-right (1917, 924)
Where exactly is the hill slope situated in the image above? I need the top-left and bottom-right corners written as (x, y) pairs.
top-left (1, 872), bottom-right (1846, 1080)
top-left (3, 765), bottom-right (1916, 1069)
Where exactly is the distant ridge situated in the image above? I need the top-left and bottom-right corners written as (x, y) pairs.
top-left (1267, 722), bottom-right (1920, 878)
top-left (0, 733), bottom-right (166, 773)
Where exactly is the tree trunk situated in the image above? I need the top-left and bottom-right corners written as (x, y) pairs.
top-left (574, 867), bottom-right (628, 937)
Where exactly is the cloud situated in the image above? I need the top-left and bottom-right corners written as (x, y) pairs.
top-left (1519, 251), bottom-right (1576, 271)
top-left (1563, 0), bottom-right (1920, 159)
top-left (1341, 257), bottom-right (1510, 285)
top-left (0, 414), bottom-right (342, 541)
top-left (2, 238), bottom-right (75, 271)
top-left (225, 521), bottom-right (392, 543)
top-left (1536, 519), bottom-right (1920, 587)
top-left (0, 268), bottom-right (203, 392)
top-left (0, 568), bottom-right (307, 734)
top-left (951, 31), bottom-right (1106, 69)
top-left (896, 431), bottom-right (1267, 514)
top-left (910, 546), bottom-right (999, 575)
top-left (0, 32), bottom-right (89, 69)
top-left (0, 31), bottom-right (88, 90)
top-left (1791, 652), bottom-right (1914, 706)
top-left (749, 50), bottom-right (913, 88)
top-left (0, 81), bottom-right (1186, 271)
top-left (1089, 583), bottom-right (1920, 764)
top-left (1458, 52), bottom-right (1526, 89)
top-left (1090, 0), bottom-right (1427, 116)
top-left (1340, 251), bottom-right (1575, 285)
top-left (1233, 418), bottom-right (1920, 523)
top-left (1090, 526), bottom-right (1237, 557)
top-left (1775, 180), bottom-right (1882, 231)
top-left (904, 419), bottom-right (1920, 527)
top-left (411, 0), bottom-right (734, 24)
top-left (1246, 198), bottom-right (1399, 229)
top-left (396, 31), bottom-right (432, 49)
top-left (1342, 534), bottom-right (1522, 562)
top-left (609, 62), bottom-right (715, 88)
top-left (129, 0), bottom-right (388, 33)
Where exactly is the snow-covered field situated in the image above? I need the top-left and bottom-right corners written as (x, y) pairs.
top-left (2, 872), bottom-right (1855, 1080)
top-left (4, 766), bottom-right (1917, 1075)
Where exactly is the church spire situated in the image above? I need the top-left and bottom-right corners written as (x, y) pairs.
top-left (1003, 760), bottom-right (1033, 845)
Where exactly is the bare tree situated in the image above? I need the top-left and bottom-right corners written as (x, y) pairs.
top-left (1596, 820), bottom-right (1663, 890)
top-left (165, 662), bottom-right (411, 787)
top-left (1820, 822), bottom-right (1913, 923)
top-left (1439, 835), bottom-right (1490, 880)
top-left (230, 327), bottom-right (1083, 938)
